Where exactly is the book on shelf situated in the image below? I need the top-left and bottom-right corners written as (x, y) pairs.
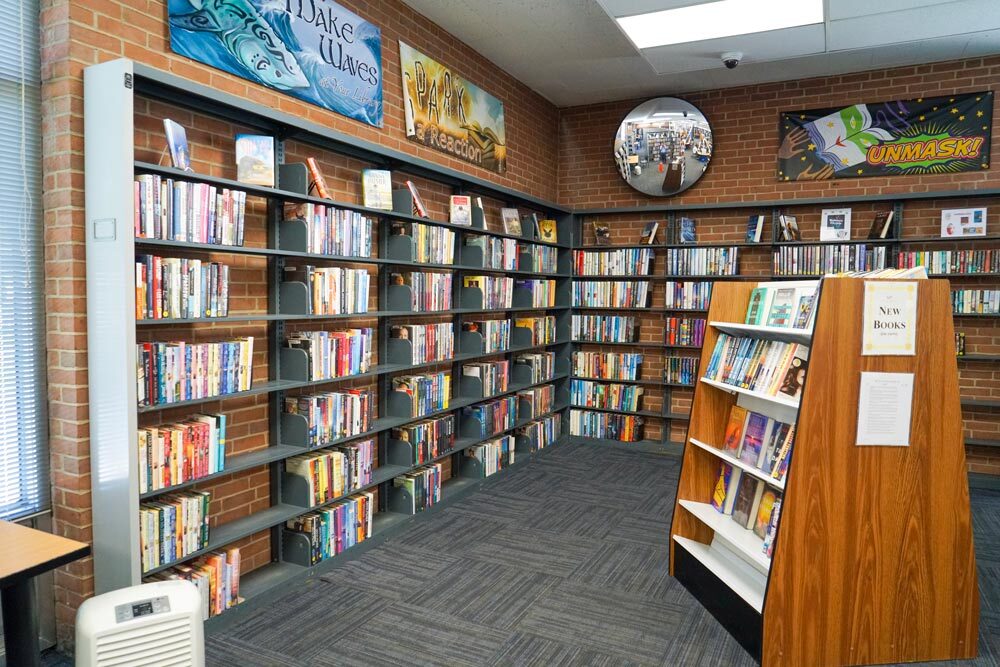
top-left (774, 243), bottom-right (887, 276)
top-left (392, 272), bottom-right (453, 311)
top-left (283, 492), bottom-right (373, 565)
top-left (463, 318), bottom-right (512, 353)
top-left (136, 337), bottom-right (254, 408)
top-left (463, 274), bottom-right (514, 309)
top-left (571, 314), bottom-right (638, 343)
top-left (792, 288), bottom-right (818, 329)
top-left (391, 221), bottom-right (456, 265)
top-left (955, 332), bottom-right (966, 356)
top-left (712, 462), bottom-right (742, 515)
top-left (572, 351), bottom-right (643, 382)
top-left (390, 323), bottom-right (454, 364)
top-left (664, 357), bottom-right (698, 385)
top-left (516, 278), bottom-right (557, 308)
top-left (753, 488), bottom-right (781, 540)
top-left (639, 221), bottom-right (659, 245)
top-left (538, 218), bottom-right (558, 243)
top-left (592, 221), bottom-right (611, 246)
top-left (465, 436), bottom-right (516, 477)
top-left (514, 314), bottom-right (557, 345)
top-left (463, 396), bottom-right (518, 438)
top-left (569, 408), bottom-right (643, 442)
top-left (405, 180), bottom-right (428, 217)
top-left (941, 207), bottom-right (987, 238)
top-left (820, 208), bottom-right (852, 241)
top-left (745, 214), bottom-right (766, 243)
top-left (392, 415), bottom-right (456, 463)
top-left (745, 282), bottom-right (817, 330)
top-left (146, 548), bottom-right (241, 619)
top-left (665, 318), bottom-right (705, 349)
top-left (571, 378), bottom-right (644, 412)
top-left (665, 281), bottom-right (712, 310)
top-left (776, 347), bottom-right (809, 399)
top-left (516, 351), bottom-right (556, 383)
top-left (764, 287), bottom-right (797, 328)
top-left (517, 414), bottom-right (562, 451)
top-left (393, 464), bottom-right (442, 513)
top-left (466, 234), bottom-right (518, 270)
top-left (138, 414), bottom-right (226, 495)
top-left (664, 247), bottom-right (739, 276)
top-left (139, 490), bottom-right (210, 573)
top-left (526, 243), bottom-right (559, 273)
top-left (305, 157), bottom-right (331, 199)
top-left (135, 256), bottom-right (229, 320)
top-left (285, 328), bottom-right (374, 382)
top-left (522, 213), bottom-right (541, 238)
top-left (163, 119), bottom-right (191, 172)
top-left (678, 217), bottom-right (697, 244)
top-left (517, 384), bottom-right (554, 419)
top-left (283, 202), bottom-right (374, 257)
top-left (283, 265), bottom-right (371, 315)
top-left (284, 389), bottom-right (376, 448)
top-left (761, 497), bottom-right (782, 557)
top-left (722, 405), bottom-right (749, 456)
top-left (463, 359), bottom-right (510, 396)
top-left (897, 249), bottom-right (997, 275)
top-left (778, 214), bottom-right (801, 241)
top-left (361, 169), bottom-right (393, 210)
top-left (501, 207), bottom-right (522, 235)
top-left (392, 372), bottom-right (451, 417)
top-left (134, 175), bottom-right (247, 246)
top-left (573, 280), bottom-right (650, 308)
top-left (703, 333), bottom-right (810, 400)
top-left (867, 210), bottom-right (894, 239)
top-left (952, 289), bottom-right (1000, 314)
top-left (286, 449), bottom-right (349, 506)
top-left (574, 248), bottom-right (653, 276)
top-left (450, 195), bottom-right (472, 225)
top-left (234, 134), bottom-right (275, 187)
top-left (730, 475), bottom-right (764, 530)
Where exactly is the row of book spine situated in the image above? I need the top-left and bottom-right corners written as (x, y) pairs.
top-left (463, 360), bottom-right (510, 396)
top-left (465, 435), bottom-right (515, 477)
top-left (664, 247), bottom-right (739, 276)
top-left (134, 175), bottom-right (247, 246)
top-left (464, 319), bottom-right (511, 353)
top-left (704, 334), bottom-right (808, 399)
top-left (571, 314), bottom-right (638, 343)
top-left (463, 275), bottom-right (514, 309)
top-left (513, 316), bottom-right (557, 345)
top-left (285, 328), bottom-right (373, 381)
top-left (527, 244), bottom-right (559, 273)
top-left (284, 389), bottom-right (376, 448)
top-left (665, 281), bottom-right (712, 310)
top-left (517, 352), bottom-right (556, 384)
top-left (952, 289), bottom-right (1000, 314)
top-left (573, 248), bottom-right (653, 276)
top-left (392, 372), bottom-right (451, 417)
top-left (394, 272), bottom-right (453, 311)
top-left (392, 464), bottom-right (442, 513)
top-left (283, 202), bottom-right (373, 257)
top-left (397, 222), bottom-right (456, 265)
top-left (136, 256), bottom-right (229, 320)
top-left (955, 332), bottom-right (967, 356)
top-left (772, 244), bottom-right (887, 276)
top-left (390, 323), bottom-right (454, 364)
top-left (664, 356), bottom-right (699, 386)
top-left (518, 279), bottom-right (558, 307)
top-left (283, 492), bottom-right (373, 565)
top-left (136, 338), bottom-right (254, 407)
top-left (898, 249), bottom-right (998, 274)
top-left (517, 414), bottom-right (561, 451)
top-left (665, 317), bottom-right (706, 347)
top-left (571, 379), bottom-right (643, 412)
top-left (284, 438), bottom-right (376, 506)
top-left (138, 414), bottom-right (226, 494)
top-left (463, 396), bottom-right (518, 438)
top-left (466, 234), bottom-right (517, 270)
top-left (283, 265), bottom-right (371, 315)
top-left (569, 408), bottom-right (643, 442)
top-left (572, 280), bottom-right (650, 308)
top-left (572, 351), bottom-right (642, 381)
top-left (145, 548), bottom-right (240, 620)
top-left (518, 384), bottom-right (555, 419)
top-left (140, 491), bottom-right (210, 573)
top-left (719, 405), bottom-right (795, 484)
top-left (391, 415), bottom-right (456, 465)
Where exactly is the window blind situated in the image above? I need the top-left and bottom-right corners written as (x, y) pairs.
top-left (0, 0), bottom-right (48, 521)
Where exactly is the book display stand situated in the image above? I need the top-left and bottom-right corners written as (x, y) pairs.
top-left (669, 277), bottom-right (978, 666)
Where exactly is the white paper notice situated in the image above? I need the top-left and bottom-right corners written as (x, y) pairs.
top-left (862, 281), bottom-right (918, 356)
top-left (856, 372), bottom-right (914, 447)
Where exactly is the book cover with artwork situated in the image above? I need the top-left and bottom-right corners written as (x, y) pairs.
top-left (163, 119), bottom-right (191, 171)
top-left (791, 287), bottom-right (817, 329)
top-left (406, 181), bottom-right (428, 218)
top-left (753, 489), bottom-right (780, 540)
top-left (711, 462), bottom-right (743, 515)
top-left (306, 158), bottom-right (330, 199)
top-left (744, 214), bottom-right (765, 243)
top-left (777, 347), bottom-right (809, 399)
top-left (739, 412), bottom-right (772, 467)
top-left (721, 405), bottom-right (749, 455)
top-left (501, 208), bottom-right (521, 235)
top-left (744, 288), bottom-right (772, 325)
top-left (765, 288), bottom-right (796, 328)
top-left (867, 210), bottom-right (894, 239)
top-left (538, 219), bottom-right (558, 243)
top-left (678, 217), bottom-right (696, 244)
top-left (450, 195), bottom-right (472, 226)
top-left (592, 221), bottom-right (611, 246)
top-left (762, 497), bottom-right (782, 557)
top-left (639, 221), bottom-right (659, 245)
top-left (730, 475), bottom-right (764, 530)
top-left (779, 215), bottom-right (801, 241)
top-left (235, 134), bottom-right (275, 187)
top-left (362, 169), bottom-right (393, 210)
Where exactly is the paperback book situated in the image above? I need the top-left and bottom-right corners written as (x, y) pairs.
top-left (361, 169), bottom-right (393, 210)
top-left (234, 134), bottom-right (275, 187)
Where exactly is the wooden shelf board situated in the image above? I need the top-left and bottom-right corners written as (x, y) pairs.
top-left (687, 438), bottom-right (785, 491)
top-left (699, 377), bottom-right (800, 409)
top-left (709, 321), bottom-right (813, 345)
top-left (677, 499), bottom-right (771, 574)
top-left (672, 535), bottom-right (765, 612)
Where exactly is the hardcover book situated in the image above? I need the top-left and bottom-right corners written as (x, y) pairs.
top-left (739, 412), bottom-right (771, 467)
top-left (678, 217), bottom-right (696, 244)
top-left (538, 219), bottom-right (558, 243)
top-left (306, 157), bottom-right (330, 200)
top-left (592, 221), bottom-right (611, 246)
top-left (867, 210), bottom-right (894, 239)
top-left (361, 169), bottom-right (393, 210)
top-left (406, 180), bottom-right (428, 218)
top-left (791, 287), bottom-right (817, 330)
top-left (639, 221), bottom-right (659, 245)
top-left (721, 405), bottom-right (749, 455)
top-left (235, 134), bottom-right (275, 187)
top-left (745, 214), bottom-right (765, 243)
top-left (753, 489), bottom-right (780, 540)
top-left (762, 497), bottom-right (781, 557)
top-left (712, 462), bottom-right (743, 515)
top-left (450, 195), bottom-right (472, 226)
top-left (765, 288), bottom-right (796, 328)
top-left (779, 214), bottom-right (801, 241)
top-left (820, 208), bottom-right (852, 241)
top-left (777, 348), bottom-right (809, 399)
top-left (501, 208), bottom-right (522, 235)
top-left (744, 288), bottom-right (772, 325)
top-left (163, 119), bottom-right (191, 171)
top-left (730, 475), bottom-right (764, 530)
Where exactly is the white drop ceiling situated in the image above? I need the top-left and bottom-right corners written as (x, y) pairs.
top-left (399, 0), bottom-right (1000, 107)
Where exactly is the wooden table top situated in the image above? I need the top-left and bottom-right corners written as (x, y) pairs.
top-left (0, 520), bottom-right (90, 586)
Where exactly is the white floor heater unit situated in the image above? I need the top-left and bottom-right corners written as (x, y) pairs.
top-left (75, 580), bottom-right (205, 667)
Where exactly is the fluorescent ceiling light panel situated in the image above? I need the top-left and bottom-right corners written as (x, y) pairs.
top-left (617, 0), bottom-right (824, 49)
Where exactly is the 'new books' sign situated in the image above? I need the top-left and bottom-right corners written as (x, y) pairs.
top-left (167, 0), bottom-right (383, 128)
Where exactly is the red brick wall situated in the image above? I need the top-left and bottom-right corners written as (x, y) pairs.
top-left (40, 0), bottom-right (560, 646)
top-left (561, 60), bottom-right (1000, 474)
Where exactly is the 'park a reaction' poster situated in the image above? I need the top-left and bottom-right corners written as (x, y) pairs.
top-left (399, 41), bottom-right (507, 174)
top-left (168, 0), bottom-right (383, 128)
top-left (778, 92), bottom-right (993, 181)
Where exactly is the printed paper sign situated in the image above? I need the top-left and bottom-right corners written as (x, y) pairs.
top-left (862, 281), bottom-right (918, 356)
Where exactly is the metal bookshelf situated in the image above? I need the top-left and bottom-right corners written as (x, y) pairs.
top-left (84, 59), bottom-right (575, 612)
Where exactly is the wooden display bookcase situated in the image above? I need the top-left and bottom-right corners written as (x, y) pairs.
top-left (669, 277), bottom-right (979, 666)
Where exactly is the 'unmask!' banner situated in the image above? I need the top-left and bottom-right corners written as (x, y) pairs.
top-left (399, 41), bottom-right (507, 174)
top-left (778, 92), bottom-right (993, 181)
top-left (168, 0), bottom-right (383, 127)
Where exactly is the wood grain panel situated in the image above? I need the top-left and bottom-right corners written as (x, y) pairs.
top-left (762, 278), bottom-right (979, 666)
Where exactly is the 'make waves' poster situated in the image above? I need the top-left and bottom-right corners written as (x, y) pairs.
top-left (778, 92), bottom-right (993, 181)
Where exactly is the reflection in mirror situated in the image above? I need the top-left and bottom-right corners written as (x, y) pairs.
top-left (614, 97), bottom-right (713, 197)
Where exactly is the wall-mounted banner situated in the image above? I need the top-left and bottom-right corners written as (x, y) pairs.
top-left (399, 41), bottom-right (506, 174)
top-left (168, 0), bottom-right (383, 128)
top-left (778, 92), bottom-right (993, 181)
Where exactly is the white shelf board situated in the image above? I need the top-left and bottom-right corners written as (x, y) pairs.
top-left (688, 438), bottom-right (785, 491)
top-left (678, 499), bottom-right (771, 574)
top-left (709, 321), bottom-right (813, 345)
top-left (699, 377), bottom-right (800, 409)
top-left (673, 535), bottom-right (766, 612)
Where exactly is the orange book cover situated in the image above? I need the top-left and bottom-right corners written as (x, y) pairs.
top-left (721, 405), bottom-right (748, 455)
top-left (306, 157), bottom-right (330, 200)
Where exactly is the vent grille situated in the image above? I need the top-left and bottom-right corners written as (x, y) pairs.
top-left (94, 616), bottom-right (194, 667)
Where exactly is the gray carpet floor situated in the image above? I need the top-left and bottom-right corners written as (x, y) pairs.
top-left (204, 442), bottom-right (1000, 667)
